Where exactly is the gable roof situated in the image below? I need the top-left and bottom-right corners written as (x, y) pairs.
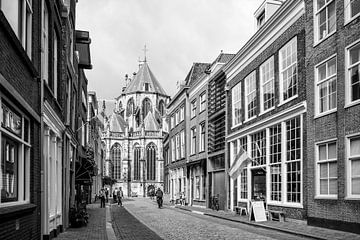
top-left (144, 111), bottom-right (160, 131)
top-left (186, 62), bottom-right (211, 87)
top-left (124, 61), bottom-right (167, 96)
top-left (108, 112), bottom-right (127, 132)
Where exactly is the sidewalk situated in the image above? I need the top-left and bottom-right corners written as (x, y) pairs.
top-left (174, 204), bottom-right (360, 240)
top-left (56, 203), bottom-right (108, 240)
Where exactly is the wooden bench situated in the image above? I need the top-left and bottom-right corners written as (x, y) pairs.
top-left (235, 206), bottom-right (248, 216)
top-left (268, 210), bottom-right (285, 222)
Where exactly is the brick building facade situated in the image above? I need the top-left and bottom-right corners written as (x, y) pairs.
top-left (0, 1), bottom-right (42, 239)
top-left (224, 0), bottom-right (308, 220)
top-left (304, 0), bottom-right (360, 233)
top-left (207, 53), bottom-right (234, 210)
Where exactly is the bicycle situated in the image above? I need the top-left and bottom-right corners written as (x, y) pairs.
top-left (211, 195), bottom-right (219, 211)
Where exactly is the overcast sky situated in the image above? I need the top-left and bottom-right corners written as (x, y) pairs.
top-left (76, 0), bottom-right (263, 100)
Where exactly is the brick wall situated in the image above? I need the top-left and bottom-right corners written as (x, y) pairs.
top-left (305, 0), bottom-right (360, 232)
top-left (0, 2), bottom-right (42, 239)
top-left (225, 15), bottom-right (307, 219)
top-left (227, 16), bottom-right (306, 136)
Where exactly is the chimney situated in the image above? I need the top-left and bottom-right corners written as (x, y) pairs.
top-left (254, 0), bottom-right (284, 30)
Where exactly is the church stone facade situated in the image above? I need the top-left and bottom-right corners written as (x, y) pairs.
top-left (101, 61), bottom-right (170, 197)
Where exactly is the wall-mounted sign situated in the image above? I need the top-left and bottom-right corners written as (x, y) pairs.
top-left (2, 103), bottom-right (22, 137)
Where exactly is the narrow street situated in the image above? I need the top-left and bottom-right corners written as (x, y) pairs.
top-left (111, 198), bottom-right (311, 240)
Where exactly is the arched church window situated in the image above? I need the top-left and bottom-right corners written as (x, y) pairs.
top-left (158, 100), bottom-right (165, 116)
top-left (142, 98), bottom-right (152, 118)
top-left (133, 145), bottom-right (141, 180)
top-left (126, 98), bottom-right (134, 116)
top-left (146, 143), bottom-right (156, 181)
top-left (111, 143), bottom-right (121, 180)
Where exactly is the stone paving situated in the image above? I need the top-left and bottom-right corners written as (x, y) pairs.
top-left (56, 203), bottom-right (107, 240)
top-left (122, 197), bottom-right (310, 240)
top-left (53, 198), bottom-right (360, 240)
top-left (174, 204), bottom-right (360, 240)
top-left (110, 200), bottom-right (162, 240)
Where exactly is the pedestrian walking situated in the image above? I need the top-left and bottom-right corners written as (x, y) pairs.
top-left (117, 187), bottom-right (124, 206)
top-left (105, 189), bottom-right (109, 203)
top-left (155, 187), bottom-right (163, 208)
top-left (100, 189), bottom-right (105, 208)
top-left (113, 189), bottom-right (117, 204)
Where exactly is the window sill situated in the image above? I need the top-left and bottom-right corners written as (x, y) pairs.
top-left (0, 203), bottom-right (36, 221)
top-left (314, 108), bottom-right (337, 119)
top-left (314, 195), bottom-right (338, 200)
top-left (345, 100), bottom-right (360, 109)
top-left (259, 106), bottom-right (275, 116)
top-left (231, 122), bottom-right (242, 130)
top-left (313, 31), bottom-right (336, 48)
top-left (278, 95), bottom-right (298, 107)
top-left (244, 116), bottom-right (256, 123)
top-left (267, 202), bottom-right (303, 209)
top-left (344, 196), bottom-right (360, 201)
top-left (344, 13), bottom-right (360, 27)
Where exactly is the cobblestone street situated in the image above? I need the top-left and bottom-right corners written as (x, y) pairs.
top-left (117, 198), bottom-right (311, 240)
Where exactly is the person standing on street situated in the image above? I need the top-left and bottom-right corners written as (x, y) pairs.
top-left (155, 188), bottom-right (163, 208)
top-left (117, 187), bottom-right (124, 206)
top-left (100, 189), bottom-right (105, 208)
top-left (105, 188), bottom-right (109, 203)
top-left (113, 189), bottom-right (117, 204)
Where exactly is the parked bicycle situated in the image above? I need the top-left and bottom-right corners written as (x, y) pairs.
top-left (211, 195), bottom-right (219, 211)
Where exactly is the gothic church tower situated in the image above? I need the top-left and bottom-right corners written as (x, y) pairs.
top-left (102, 60), bottom-right (170, 196)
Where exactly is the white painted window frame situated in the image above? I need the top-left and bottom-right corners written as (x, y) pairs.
top-left (344, 0), bottom-right (360, 25)
top-left (279, 37), bottom-right (298, 104)
top-left (232, 82), bottom-right (242, 127)
top-left (180, 105), bottom-right (184, 122)
top-left (191, 99), bottom-right (196, 118)
top-left (180, 130), bottom-right (185, 158)
top-left (244, 71), bottom-right (257, 122)
top-left (199, 122), bottom-right (205, 152)
top-left (199, 91), bottom-right (206, 112)
top-left (346, 133), bottom-right (360, 199)
top-left (315, 139), bottom-right (338, 199)
top-left (345, 39), bottom-right (360, 107)
top-left (314, 55), bottom-right (337, 117)
top-left (260, 56), bottom-right (275, 114)
top-left (314, 0), bottom-right (336, 44)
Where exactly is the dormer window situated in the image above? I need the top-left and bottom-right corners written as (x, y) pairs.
top-left (257, 11), bottom-right (265, 28)
top-left (254, 0), bottom-right (283, 30)
top-left (145, 83), bottom-right (149, 91)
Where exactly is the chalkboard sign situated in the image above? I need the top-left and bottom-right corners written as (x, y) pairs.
top-left (249, 201), bottom-right (267, 222)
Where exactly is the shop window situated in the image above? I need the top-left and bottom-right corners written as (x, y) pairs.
top-left (0, 100), bottom-right (30, 205)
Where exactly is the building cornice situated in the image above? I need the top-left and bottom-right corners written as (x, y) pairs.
top-left (224, 0), bottom-right (304, 82)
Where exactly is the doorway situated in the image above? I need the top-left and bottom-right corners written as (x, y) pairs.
top-left (251, 168), bottom-right (266, 201)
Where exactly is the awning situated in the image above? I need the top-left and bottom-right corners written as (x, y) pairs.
top-left (75, 146), bottom-right (97, 185)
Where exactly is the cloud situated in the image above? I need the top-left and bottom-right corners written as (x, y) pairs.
top-left (76, 0), bottom-right (263, 99)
